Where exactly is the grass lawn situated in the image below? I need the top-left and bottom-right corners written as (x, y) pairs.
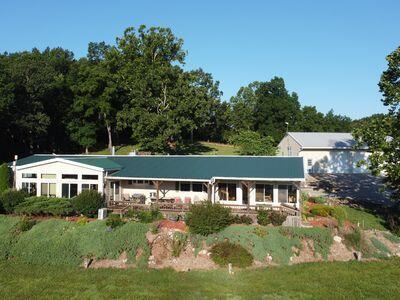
top-left (0, 260), bottom-right (399, 299)
top-left (342, 206), bottom-right (387, 231)
top-left (90, 141), bottom-right (238, 156)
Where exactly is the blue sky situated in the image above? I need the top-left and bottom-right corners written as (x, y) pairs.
top-left (1, 0), bottom-right (399, 119)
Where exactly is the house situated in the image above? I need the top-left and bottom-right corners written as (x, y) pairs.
top-left (12, 154), bottom-right (305, 211)
top-left (278, 132), bottom-right (370, 174)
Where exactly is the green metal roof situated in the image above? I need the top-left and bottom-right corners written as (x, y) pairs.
top-left (14, 155), bottom-right (304, 180)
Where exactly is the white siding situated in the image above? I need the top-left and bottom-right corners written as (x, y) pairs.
top-left (299, 149), bottom-right (370, 174)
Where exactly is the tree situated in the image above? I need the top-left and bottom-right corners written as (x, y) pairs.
top-left (0, 163), bottom-right (11, 193)
top-left (353, 46), bottom-right (400, 202)
top-left (323, 109), bottom-right (352, 132)
top-left (299, 106), bottom-right (324, 131)
top-left (229, 130), bottom-right (277, 156)
top-left (230, 82), bottom-right (260, 131)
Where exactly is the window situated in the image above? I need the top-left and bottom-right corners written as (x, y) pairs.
top-left (82, 174), bottom-right (98, 180)
top-left (82, 184), bottom-right (98, 191)
top-left (192, 183), bottom-right (203, 192)
top-left (255, 184), bottom-right (273, 202)
top-left (307, 159), bottom-right (313, 167)
top-left (278, 185), bottom-right (288, 203)
top-left (137, 180), bottom-right (143, 184)
top-left (62, 174), bottom-right (78, 179)
top-left (41, 174), bottom-right (56, 179)
top-left (218, 183), bottom-right (236, 201)
top-left (62, 183), bottom-right (78, 198)
top-left (41, 183), bottom-right (56, 197)
top-left (288, 185), bottom-right (297, 203)
top-left (22, 173), bottom-right (37, 178)
top-left (22, 182), bottom-right (37, 196)
top-left (287, 146), bottom-right (292, 156)
top-left (180, 182), bottom-right (191, 191)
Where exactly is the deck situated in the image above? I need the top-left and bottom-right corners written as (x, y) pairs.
top-left (107, 200), bottom-right (300, 216)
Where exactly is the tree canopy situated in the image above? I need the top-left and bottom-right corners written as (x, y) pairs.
top-left (0, 24), bottom-right (358, 162)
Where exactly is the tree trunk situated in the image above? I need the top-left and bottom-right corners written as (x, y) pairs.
top-left (106, 124), bottom-right (113, 153)
top-left (85, 147), bottom-right (89, 154)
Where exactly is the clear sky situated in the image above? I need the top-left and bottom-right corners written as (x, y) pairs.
top-left (1, 0), bottom-right (399, 119)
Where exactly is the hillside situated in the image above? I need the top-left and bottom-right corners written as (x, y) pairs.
top-left (90, 141), bottom-right (238, 156)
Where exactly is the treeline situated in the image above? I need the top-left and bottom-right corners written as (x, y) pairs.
top-left (0, 25), bottom-right (353, 162)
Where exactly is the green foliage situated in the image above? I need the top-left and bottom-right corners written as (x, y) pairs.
top-left (71, 190), bottom-right (104, 217)
top-left (0, 189), bottom-right (28, 213)
top-left (344, 228), bottom-right (362, 251)
top-left (331, 206), bottom-right (347, 226)
top-left (76, 216), bottom-right (89, 226)
top-left (370, 237), bottom-right (390, 257)
top-left (257, 210), bottom-right (286, 226)
top-left (13, 216), bottom-right (36, 234)
top-left (14, 196), bottom-right (72, 216)
top-left (309, 196), bottom-right (326, 204)
top-left (0, 217), bottom-right (149, 266)
top-left (231, 214), bottom-right (253, 225)
top-left (106, 214), bottom-right (125, 229)
top-left (229, 130), bottom-right (277, 156)
top-left (309, 204), bottom-right (332, 217)
top-left (135, 209), bottom-right (163, 223)
top-left (341, 206), bottom-right (387, 230)
top-left (186, 202), bottom-right (232, 235)
top-left (210, 241), bottom-right (253, 268)
top-left (0, 163), bottom-right (11, 194)
top-left (171, 232), bottom-right (188, 257)
top-left (383, 232), bottom-right (400, 244)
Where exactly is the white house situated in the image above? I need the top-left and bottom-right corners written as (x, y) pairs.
top-left (278, 132), bottom-right (370, 174)
top-left (13, 154), bottom-right (305, 210)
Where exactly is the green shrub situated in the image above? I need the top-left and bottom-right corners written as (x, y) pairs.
top-left (14, 196), bottom-right (72, 216)
top-left (253, 227), bottom-right (267, 237)
top-left (76, 216), bottom-right (88, 226)
top-left (106, 214), bottom-right (125, 229)
top-left (172, 232), bottom-right (187, 257)
top-left (0, 163), bottom-right (11, 194)
top-left (135, 209), bottom-right (163, 223)
top-left (210, 241), bottom-right (253, 268)
top-left (310, 204), bottom-right (333, 217)
top-left (383, 232), bottom-right (400, 244)
top-left (331, 206), bottom-right (347, 226)
top-left (186, 202), bottom-right (232, 235)
top-left (0, 215), bottom-right (21, 259)
top-left (13, 216), bottom-right (36, 234)
top-left (370, 237), bottom-right (390, 257)
top-left (309, 196), bottom-right (327, 204)
top-left (0, 189), bottom-right (28, 213)
top-left (72, 190), bottom-right (104, 217)
top-left (257, 210), bottom-right (286, 226)
top-left (231, 214), bottom-right (253, 225)
top-left (344, 228), bottom-right (362, 251)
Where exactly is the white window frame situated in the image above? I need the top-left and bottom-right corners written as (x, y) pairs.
top-left (62, 183), bottom-right (78, 198)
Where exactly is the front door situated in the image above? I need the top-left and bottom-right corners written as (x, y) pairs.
top-left (242, 184), bottom-right (248, 205)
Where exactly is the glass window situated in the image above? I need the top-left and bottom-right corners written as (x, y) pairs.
top-left (22, 173), bottom-right (37, 178)
top-left (22, 182), bottom-right (36, 196)
top-left (82, 175), bottom-right (98, 180)
top-left (264, 185), bottom-right (273, 202)
top-left (218, 183), bottom-right (227, 200)
top-left (227, 184), bottom-right (236, 201)
top-left (62, 183), bottom-right (78, 198)
top-left (137, 180), bottom-right (143, 184)
top-left (278, 185), bottom-right (288, 203)
top-left (192, 183), bottom-right (203, 192)
top-left (180, 182), bottom-right (191, 191)
top-left (82, 184), bottom-right (98, 191)
top-left (41, 183), bottom-right (56, 197)
top-left (307, 159), bottom-right (313, 166)
top-left (62, 174), bottom-right (78, 179)
top-left (62, 184), bottom-right (69, 198)
top-left (288, 185), bottom-right (297, 203)
top-left (255, 184), bottom-right (264, 202)
top-left (41, 174), bottom-right (56, 179)
top-left (218, 183), bottom-right (236, 201)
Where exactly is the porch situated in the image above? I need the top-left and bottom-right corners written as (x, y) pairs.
top-left (104, 178), bottom-right (301, 216)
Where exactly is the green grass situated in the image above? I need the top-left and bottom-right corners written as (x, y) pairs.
top-left (0, 259), bottom-right (400, 299)
top-left (342, 206), bottom-right (387, 230)
top-left (89, 141), bottom-right (238, 155)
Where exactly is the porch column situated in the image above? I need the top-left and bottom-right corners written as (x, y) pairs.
top-left (211, 183), bottom-right (215, 203)
top-left (273, 184), bottom-right (279, 206)
top-left (153, 180), bottom-right (161, 207)
top-left (296, 185), bottom-right (300, 209)
top-left (241, 181), bottom-right (251, 212)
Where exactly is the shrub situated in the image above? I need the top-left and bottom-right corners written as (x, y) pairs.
top-left (331, 206), bottom-right (347, 226)
top-left (171, 232), bottom-right (187, 257)
top-left (186, 202), bottom-right (232, 235)
top-left (0, 189), bottom-right (28, 213)
top-left (344, 228), bottom-right (362, 251)
top-left (370, 237), bottom-right (390, 256)
top-left (13, 216), bottom-right (36, 234)
top-left (310, 204), bottom-right (333, 217)
top-left (0, 163), bottom-right (11, 194)
top-left (106, 214), bottom-right (125, 229)
top-left (210, 241), bottom-right (253, 268)
top-left (383, 232), bottom-right (400, 244)
top-left (231, 214), bottom-right (253, 225)
top-left (257, 210), bottom-right (286, 226)
top-left (76, 216), bottom-right (89, 226)
top-left (136, 209), bottom-right (163, 223)
top-left (309, 196), bottom-right (327, 204)
top-left (14, 196), bottom-right (73, 216)
top-left (72, 190), bottom-right (104, 217)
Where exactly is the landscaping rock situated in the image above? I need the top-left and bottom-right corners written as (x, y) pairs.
top-left (333, 236), bottom-right (342, 243)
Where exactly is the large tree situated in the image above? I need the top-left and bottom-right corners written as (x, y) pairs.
top-left (353, 46), bottom-right (400, 203)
